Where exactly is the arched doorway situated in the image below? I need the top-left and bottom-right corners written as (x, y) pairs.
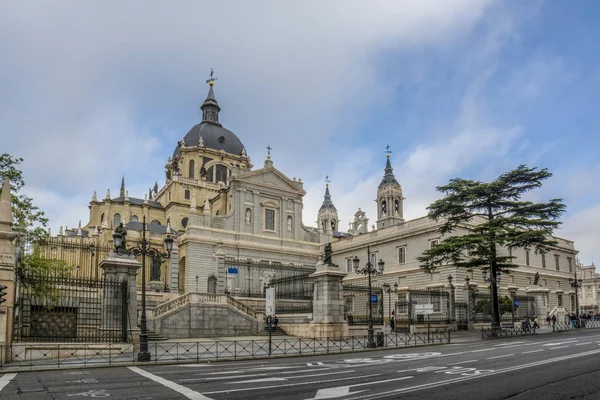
top-left (178, 256), bottom-right (186, 294)
top-left (207, 275), bottom-right (217, 294)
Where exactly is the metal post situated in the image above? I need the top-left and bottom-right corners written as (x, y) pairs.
top-left (490, 265), bottom-right (501, 330)
top-left (121, 281), bottom-right (128, 343)
top-left (366, 246), bottom-right (375, 348)
top-left (268, 316), bottom-right (272, 356)
top-left (138, 217), bottom-right (150, 362)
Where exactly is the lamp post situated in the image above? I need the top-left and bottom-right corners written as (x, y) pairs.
top-left (382, 282), bottom-right (398, 332)
top-left (113, 215), bottom-right (173, 361)
top-left (89, 243), bottom-right (96, 278)
top-left (76, 265), bottom-right (80, 279)
top-left (482, 269), bottom-right (502, 328)
top-left (569, 268), bottom-right (583, 328)
top-left (352, 245), bottom-right (385, 348)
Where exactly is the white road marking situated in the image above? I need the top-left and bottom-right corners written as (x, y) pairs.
top-left (550, 346), bottom-right (570, 350)
top-left (522, 350), bottom-right (543, 354)
top-left (254, 366), bottom-right (298, 370)
top-left (486, 354), bottom-right (514, 360)
top-left (575, 342), bottom-right (592, 346)
top-left (345, 349), bottom-right (600, 400)
top-left (541, 340), bottom-right (578, 346)
top-left (289, 371), bottom-right (353, 379)
top-left (447, 360), bottom-right (478, 366)
top-left (309, 377), bottom-right (413, 400)
top-left (204, 374), bottom-right (381, 395)
top-left (494, 341), bottom-right (526, 347)
top-left (234, 377), bottom-right (287, 383)
top-left (495, 344), bottom-right (526, 349)
top-left (128, 367), bottom-right (213, 400)
top-left (180, 374), bottom-right (267, 382)
top-left (0, 373), bottom-right (17, 393)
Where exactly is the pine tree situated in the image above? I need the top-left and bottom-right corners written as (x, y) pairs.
top-left (417, 165), bottom-right (566, 328)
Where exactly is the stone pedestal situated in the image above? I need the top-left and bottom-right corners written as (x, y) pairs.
top-left (526, 285), bottom-right (550, 318)
top-left (0, 177), bottom-right (16, 364)
top-left (100, 252), bottom-right (141, 338)
top-left (308, 259), bottom-right (348, 339)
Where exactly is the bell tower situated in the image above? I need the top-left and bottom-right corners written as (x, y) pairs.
top-left (376, 147), bottom-right (404, 230)
top-left (317, 177), bottom-right (339, 233)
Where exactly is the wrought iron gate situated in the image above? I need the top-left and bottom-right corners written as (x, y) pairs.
top-left (13, 273), bottom-right (129, 343)
top-left (455, 302), bottom-right (468, 330)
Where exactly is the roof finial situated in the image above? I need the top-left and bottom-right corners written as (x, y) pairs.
top-left (385, 144), bottom-right (392, 158)
top-left (120, 176), bottom-right (125, 197)
top-left (266, 145), bottom-right (272, 158)
top-left (206, 68), bottom-right (217, 87)
top-left (325, 175), bottom-right (330, 187)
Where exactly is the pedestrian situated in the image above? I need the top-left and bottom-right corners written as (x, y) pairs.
top-left (564, 314), bottom-right (570, 326)
top-left (390, 317), bottom-right (395, 332)
top-left (533, 315), bottom-right (540, 332)
top-left (571, 313), bottom-right (577, 328)
top-left (546, 314), bottom-right (551, 327)
top-left (274, 316), bottom-right (279, 329)
top-left (551, 315), bottom-right (556, 328)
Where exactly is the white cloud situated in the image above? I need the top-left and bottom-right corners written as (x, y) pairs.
top-left (560, 204), bottom-right (600, 266)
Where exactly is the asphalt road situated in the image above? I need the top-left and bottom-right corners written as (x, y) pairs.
top-left (2, 330), bottom-right (600, 399)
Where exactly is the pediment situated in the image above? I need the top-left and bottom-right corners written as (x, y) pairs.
top-left (232, 167), bottom-right (305, 195)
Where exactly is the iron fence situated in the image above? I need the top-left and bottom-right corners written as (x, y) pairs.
top-left (13, 274), bottom-right (129, 343)
top-left (0, 331), bottom-right (450, 371)
top-left (481, 320), bottom-right (600, 339)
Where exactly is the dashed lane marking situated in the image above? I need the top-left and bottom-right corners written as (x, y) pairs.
top-left (128, 367), bottom-right (213, 400)
top-left (550, 346), bottom-right (570, 350)
top-left (575, 342), bottom-right (592, 346)
top-left (522, 350), bottom-right (543, 354)
top-left (447, 360), bottom-right (478, 365)
top-left (486, 354), bottom-right (514, 360)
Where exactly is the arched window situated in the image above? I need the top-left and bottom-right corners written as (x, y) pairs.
top-left (188, 159), bottom-right (195, 179)
top-left (151, 220), bottom-right (161, 225)
top-left (381, 200), bottom-right (387, 216)
top-left (206, 166), bottom-right (214, 183)
top-left (331, 220), bottom-right (336, 231)
top-left (131, 215), bottom-right (139, 222)
top-left (100, 213), bottom-right (104, 223)
top-left (114, 213), bottom-right (121, 226)
top-left (215, 164), bottom-right (228, 184)
top-left (185, 190), bottom-right (190, 200)
top-left (287, 216), bottom-right (293, 231)
top-left (181, 217), bottom-right (188, 228)
top-left (394, 199), bottom-right (400, 214)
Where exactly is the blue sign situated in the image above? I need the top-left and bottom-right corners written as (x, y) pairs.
top-left (371, 295), bottom-right (378, 303)
top-left (227, 267), bottom-right (239, 274)
top-left (514, 301), bottom-right (520, 307)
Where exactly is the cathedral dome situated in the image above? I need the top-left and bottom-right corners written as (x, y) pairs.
top-left (173, 79), bottom-right (246, 158)
top-left (173, 122), bottom-right (245, 158)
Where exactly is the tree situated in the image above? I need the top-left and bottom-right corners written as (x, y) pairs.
top-left (417, 165), bottom-right (566, 329)
top-left (0, 154), bottom-right (49, 244)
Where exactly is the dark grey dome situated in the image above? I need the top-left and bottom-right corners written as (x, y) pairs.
top-left (173, 122), bottom-right (245, 158)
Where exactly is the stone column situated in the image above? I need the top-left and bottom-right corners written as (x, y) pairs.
top-left (308, 258), bottom-right (348, 339)
top-left (100, 252), bottom-right (141, 342)
top-left (0, 178), bottom-right (16, 364)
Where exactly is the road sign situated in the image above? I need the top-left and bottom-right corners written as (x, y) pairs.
top-left (371, 294), bottom-right (378, 303)
top-left (414, 304), bottom-right (434, 315)
top-left (265, 286), bottom-right (275, 316)
top-left (514, 301), bottom-right (520, 307)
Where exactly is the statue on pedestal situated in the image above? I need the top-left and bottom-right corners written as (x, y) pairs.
top-left (533, 272), bottom-right (540, 285)
top-left (323, 243), bottom-right (333, 265)
top-left (114, 222), bottom-right (127, 252)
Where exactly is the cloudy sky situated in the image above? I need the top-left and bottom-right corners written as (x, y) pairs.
top-left (1, 1), bottom-right (598, 264)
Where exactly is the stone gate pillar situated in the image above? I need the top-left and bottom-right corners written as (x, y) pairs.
top-left (100, 252), bottom-right (141, 341)
top-left (0, 178), bottom-right (16, 364)
top-left (308, 255), bottom-right (348, 339)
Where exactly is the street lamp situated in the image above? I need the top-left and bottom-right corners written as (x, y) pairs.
top-left (482, 269), bottom-right (501, 329)
top-left (569, 269), bottom-right (583, 328)
top-left (113, 215), bottom-right (173, 361)
top-left (382, 282), bottom-right (398, 332)
top-left (353, 245), bottom-right (385, 348)
top-left (89, 243), bottom-right (96, 278)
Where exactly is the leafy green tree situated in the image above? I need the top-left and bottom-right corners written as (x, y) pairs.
top-left (417, 165), bottom-right (566, 328)
top-left (0, 154), bottom-right (49, 244)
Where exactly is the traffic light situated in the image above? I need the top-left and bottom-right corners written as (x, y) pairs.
top-left (0, 284), bottom-right (7, 304)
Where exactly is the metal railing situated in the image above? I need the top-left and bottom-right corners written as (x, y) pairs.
top-left (481, 320), bottom-right (600, 339)
top-left (0, 331), bottom-right (450, 371)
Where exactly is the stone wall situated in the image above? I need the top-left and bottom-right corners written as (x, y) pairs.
top-left (153, 303), bottom-right (259, 338)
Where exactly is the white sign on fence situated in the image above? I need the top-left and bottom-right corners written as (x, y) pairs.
top-left (265, 286), bottom-right (275, 316)
top-left (414, 303), bottom-right (434, 315)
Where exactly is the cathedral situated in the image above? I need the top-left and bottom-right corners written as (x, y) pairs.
top-left (48, 78), bottom-right (594, 326)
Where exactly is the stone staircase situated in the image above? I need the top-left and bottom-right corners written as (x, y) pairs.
top-left (151, 292), bottom-right (260, 321)
top-left (146, 330), bottom-right (168, 342)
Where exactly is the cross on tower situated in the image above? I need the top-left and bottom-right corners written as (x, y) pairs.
top-left (385, 145), bottom-right (392, 156)
top-left (325, 175), bottom-right (330, 186)
top-left (206, 68), bottom-right (218, 85)
top-left (266, 145), bottom-right (272, 156)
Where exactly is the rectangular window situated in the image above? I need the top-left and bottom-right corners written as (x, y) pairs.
top-left (525, 249), bottom-right (530, 266)
top-left (555, 255), bottom-right (560, 271)
top-left (542, 253), bottom-right (546, 269)
top-left (265, 209), bottom-right (275, 230)
top-left (557, 293), bottom-right (563, 307)
top-left (398, 246), bottom-right (406, 264)
top-left (430, 239), bottom-right (439, 249)
top-left (184, 190), bottom-right (190, 200)
top-left (557, 280), bottom-right (561, 288)
top-left (346, 258), bottom-right (352, 273)
top-left (345, 297), bottom-right (353, 313)
top-left (370, 252), bottom-right (377, 266)
top-left (567, 257), bottom-right (573, 273)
